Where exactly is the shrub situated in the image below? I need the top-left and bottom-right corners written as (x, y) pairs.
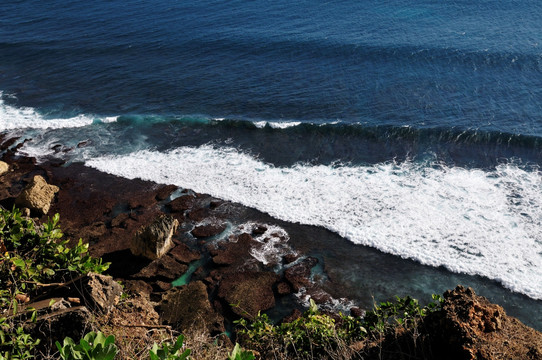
top-left (0, 207), bottom-right (110, 359)
top-left (56, 331), bottom-right (118, 360)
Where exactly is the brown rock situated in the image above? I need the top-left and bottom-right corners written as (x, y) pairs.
top-left (284, 257), bottom-right (318, 292)
top-left (133, 255), bottom-right (187, 281)
top-left (130, 215), bottom-right (179, 260)
top-left (218, 271), bottom-right (279, 319)
top-left (191, 221), bottom-right (227, 238)
top-left (81, 273), bottom-right (123, 314)
top-left (155, 185), bottom-right (178, 201)
top-left (212, 233), bottom-right (258, 266)
top-left (276, 282), bottom-right (291, 296)
top-left (188, 207), bottom-right (210, 221)
top-left (167, 195), bottom-right (195, 213)
top-left (15, 175), bottom-right (59, 215)
top-left (160, 281), bottom-right (224, 334)
top-left (282, 308), bottom-right (302, 323)
top-left (423, 285), bottom-right (542, 360)
top-left (169, 242), bottom-right (201, 264)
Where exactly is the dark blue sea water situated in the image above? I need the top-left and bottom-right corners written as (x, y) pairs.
top-left (1, 0), bottom-right (542, 328)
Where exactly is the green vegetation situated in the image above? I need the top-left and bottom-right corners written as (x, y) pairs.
top-left (235, 296), bottom-right (443, 359)
top-left (56, 331), bottom-right (118, 360)
top-left (149, 335), bottom-right (191, 360)
top-left (0, 207), bottom-right (109, 359)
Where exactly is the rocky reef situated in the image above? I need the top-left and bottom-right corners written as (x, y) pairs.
top-left (1, 136), bottom-right (541, 359)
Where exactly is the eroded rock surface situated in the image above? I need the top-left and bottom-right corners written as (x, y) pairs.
top-left (131, 215), bottom-right (179, 260)
top-left (15, 175), bottom-right (59, 215)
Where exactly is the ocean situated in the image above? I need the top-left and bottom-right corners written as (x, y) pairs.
top-left (1, 0), bottom-right (541, 329)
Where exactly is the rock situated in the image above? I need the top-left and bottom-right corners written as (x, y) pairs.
top-left (167, 195), bottom-right (195, 213)
top-left (188, 207), bottom-right (210, 221)
top-left (160, 281), bottom-right (224, 334)
top-left (276, 282), bottom-right (291, 296)
top-left (218, 271), bottom-right (279, 319)
top-left (212, 233), bottom-right (258, 266)
top-left (350, 307), bottom-right (363, 318)
top-left (169, 242), bottom-right (201, 264)
top-left (284, 256), bottom-right (318, 292)
top-left (191, 221), bottom-right (227, 238)
top-left (283, 253), bottom-right (299, 264)
top-left (252, 225), bottom-right (268, 235)
top-left (282, 308), bottom-right (302, 323)
top-left (15, 175), bottom-right (59, 215)
top-left (123, 280), bottom-right (153, 295)
top-left (423, 285), bottom-right (542, 360)
top-left (133, 255), bottom-right (187, 282)
top-left (111, 213), bottom-right (130, 228)
top-left (81, 273), bottom-right (123, 313)
top-left (130, 215), bottom-right (179, 260)
top-left (0, 161), bottom-right (8, 176)
top-left (155, 185), bottom-right (178, 201)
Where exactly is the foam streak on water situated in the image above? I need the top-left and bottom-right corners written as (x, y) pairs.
top-left (86, 145), bottom-right (542, 300)
top-left (0, 95), bottom-right (114, 131)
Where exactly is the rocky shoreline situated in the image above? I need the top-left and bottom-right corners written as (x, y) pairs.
top-left (1, 136), bottom-right (542, 359)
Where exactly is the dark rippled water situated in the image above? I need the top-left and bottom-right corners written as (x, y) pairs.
top-left (1, 0), bottom-right (542, 329)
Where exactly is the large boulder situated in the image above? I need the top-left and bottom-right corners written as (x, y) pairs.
top-left (15, 175), bottom-right (59, 215)
top-left (218, 271), bottom-right (279, 319)
top-left (160, 281), bottom-right (224, 335)
top-left (130, 215), bottom-right (179, 260)
top-left (132, 254), bottom-right (187, 282)
top-left (81, 273), bottom-right (123, 314)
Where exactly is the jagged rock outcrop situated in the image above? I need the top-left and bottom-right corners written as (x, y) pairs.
top-left (130, 215), bottom-right (179, 260)
top-left (15, 175), bottom-right (59, 215)
top-left (424, 285), bottom-right (542, 360)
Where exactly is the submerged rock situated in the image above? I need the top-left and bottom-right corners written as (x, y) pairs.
top-left (15, 175), bottom-right (59, 215)
top-left (130, 215), bottom-right (179, 260)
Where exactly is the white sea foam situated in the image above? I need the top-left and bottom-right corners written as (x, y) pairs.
top-left (253, 121), bottom-right (302, 129)
top-left (0, 95), bottom-right (115, 130)
top-left (86, 145), bottom-right (542, 299)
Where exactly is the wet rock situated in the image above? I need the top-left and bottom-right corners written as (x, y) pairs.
top-left (160, 281), bottom-right (224, 334)
top-left (284, 256), bottom-right (318, 292)
top-left (212, 233), bottom-right (258, 266)
top-left (155, 185), bottom-right (178, 201)
top-left (167, 195), bottom-right (195, 213)
top-left (169, 242), bottom-right (201, 264)
top-left (133, 255), bottom-right (187, 282)
top-left (130, 215), bottom-right (179, 260)
top-left (218, 271), bottom-right (279, 319)
top-left (188, 207), bottom-right (210, 221)
top-left (0, 161), bottom-right (8, 176)
top-left (252, 225), bottom-right (268, 235)
top-left (15, 175), bottom-right (59, 215)
top-left (283, 253), bottom-right (299, 264)
top-left (191, 221), bottom-right (227, 238)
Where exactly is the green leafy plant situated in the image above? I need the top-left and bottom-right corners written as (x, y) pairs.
top-left (56, 331), bottom-right (117, 360)
top-left (0, 207), bottom-right (110, 359)
top-left (149, 334), bottom-right (191, 360)
top-left (227, 343), bottom-right (255, 360)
